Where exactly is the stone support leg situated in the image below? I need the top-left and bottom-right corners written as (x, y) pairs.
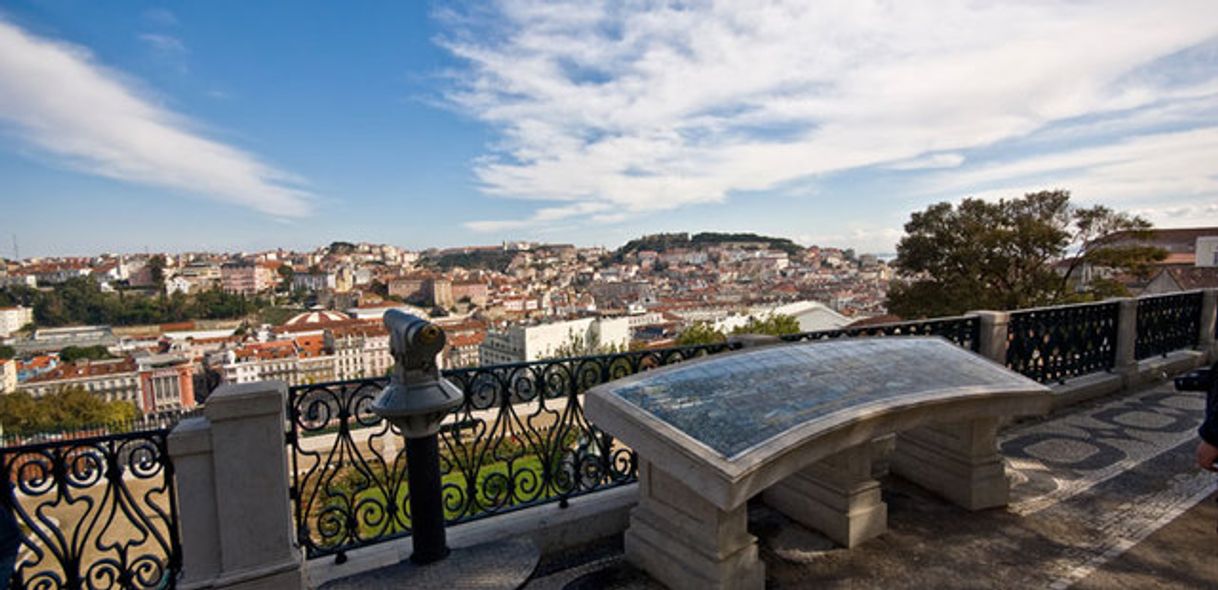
top-left (891, 417), bottom-right (1009, 511)
top-left (762, 444), bottom-right (886, 548)
top-left (624, 460), bottom-right (764, 590)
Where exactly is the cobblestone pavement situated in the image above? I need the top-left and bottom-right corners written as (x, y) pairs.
top-left (524, 379), bottom-right (1218, 589)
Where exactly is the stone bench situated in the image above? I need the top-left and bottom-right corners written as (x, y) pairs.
top-left (586, 337), bottom-right (1051, 590)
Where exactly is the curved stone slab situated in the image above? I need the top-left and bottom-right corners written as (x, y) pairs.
top-left (587, 337), bottom-right (1051, 511)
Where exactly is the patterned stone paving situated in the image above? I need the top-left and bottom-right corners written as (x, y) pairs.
top-left (1003, 385), bottom-right (1206, 516)
top-left (525, 379), bottom-right (1216, 589)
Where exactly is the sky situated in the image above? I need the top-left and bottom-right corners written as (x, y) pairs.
top-left (1, 1), bottom-right (1217, 258)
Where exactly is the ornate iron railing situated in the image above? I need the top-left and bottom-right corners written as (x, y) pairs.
top-left (1135, 291), bottom-right (1203, 360)
top-left (778, 315), bottom-right (981, 351)
top-left (286, 341), bottom-right (740, 561)
top-left (1005, 301), bottom-right (1120, 384)
top-left (0, 429), bottom-right (181, 590)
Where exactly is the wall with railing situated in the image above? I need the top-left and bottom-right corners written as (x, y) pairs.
top-left (1, 288), bottom-right (1215, 589)
top-left (283, 289), bottom-right (1218, 565)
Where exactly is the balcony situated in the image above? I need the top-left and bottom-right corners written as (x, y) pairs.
top-left (2, 289), bottom-right (1216, 589)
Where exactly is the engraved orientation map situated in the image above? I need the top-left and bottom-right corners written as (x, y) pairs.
top-left (606, 338), bottom-right (1038, 459)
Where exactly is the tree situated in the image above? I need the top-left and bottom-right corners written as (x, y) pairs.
top-left (0, 345), bottom-right (14, 360)
top-left (731, 314), bottom-right (801, 337)
top-left (147, 255), bottom-right (167, 288)
top-left (58, 345), bottom-right (114, 363)
top-left (886, 190), bottom-right (1166, 318)
top-left (676, 322), bottom-right (727, 346)
top-left (547, 328), bottom-right (624, 358)
top-left (0, 385), bottom-right (140, 436)
top-left (277, 264), bottom-right (295, 291)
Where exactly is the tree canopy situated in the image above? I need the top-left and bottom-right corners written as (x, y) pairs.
top-left (0, 277), bottom-right (268, 327)
top-left (675, 313), bottom-right (801, 346)
top-left (886, 190), bottom-right (1166, 318)
top-left (0, 386), bottom-right (140, 436)
top-left (58, 345), bottom-right (115, 363)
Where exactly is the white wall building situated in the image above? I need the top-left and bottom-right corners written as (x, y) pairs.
top-left (713, 300), bottom-right (850, 334)
top-left (0, 359), bottom-right (16, 394)
top-left (0, 306), bottom-right (34, 337)
top-left (480, 317), bottom-right (631, 364)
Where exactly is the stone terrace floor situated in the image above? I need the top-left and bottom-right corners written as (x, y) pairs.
top-left (524, 379), bottom-right (1218, 589)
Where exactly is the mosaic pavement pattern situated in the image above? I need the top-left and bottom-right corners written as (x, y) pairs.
top-left (1003, 384), bottom-right (1206, 516)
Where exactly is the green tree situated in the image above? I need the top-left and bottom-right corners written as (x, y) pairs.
top-left (58, 345), bottom-right (114, 363)
top-left (277, 264), bottom-right (295, 291)
top-left (886, 190), bottom-right (1166, 318)
top-left (547, 328), bottom-right (624, 358)
top-left (731, 314), bottom-right (801, 337)
top-left (147, 255), bottom-right (167, 288)
top-left (0, 385), bottom-right (139, 436)
top-left (0, 345), bottom-right (14, 360)
top-left (676, 322), bottom-right (727, 346)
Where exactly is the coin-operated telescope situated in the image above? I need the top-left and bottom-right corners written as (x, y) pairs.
top-left (371, 310), bottom-right (462, 564)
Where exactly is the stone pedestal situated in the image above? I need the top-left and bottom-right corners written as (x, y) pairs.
top-left (624, 461), bottom-right (764, 590)
top-left (1113, 298), bottom-right (1140, 386)
top-left (891, 417), bottom-right (1009, 511)
top-left (169, 381), bottom-right (305, 590)
top-left (762, 444), bottom-right (886, 547)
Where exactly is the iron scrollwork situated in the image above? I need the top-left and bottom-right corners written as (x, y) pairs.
top-left (1135, 292), bottom-right (1203, 360)
top-left (285, 341), bottom-right (740, 561)
top-left (1005, 301), bottom-right (1120, 384)
top-left (0, 429), bottom-right (181, 590)
top-left (779, 315), bottom-right (981, 351)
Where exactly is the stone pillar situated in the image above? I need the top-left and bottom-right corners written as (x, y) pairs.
top-left (1113, 297), bottom-right (1139, 384)
top-left (969, 311), bottom-right (1009, 364)
top-left (169, 381), bottom-right (305, 590)
top-left (727, 333), bottom-right (783, 349)
top-left (891, 417), bottom-right (1009, 511)
top-left (168, 418), bottom-right (220, 590)
top-left (1199, 289), bottom-right (1217, 361)
top-left (624, 460), bottom-right (764, 590)
top-left (762, 444), bottom-right (886, 548)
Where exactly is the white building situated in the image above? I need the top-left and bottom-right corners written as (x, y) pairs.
top-left (0, 306), bottom-right (33, 337)
top-left (713, 300), bottom-right (850, 334)
top-left (0, 359), bottom-right (16, 394)
top-left (480, 317), bottom-right (631, 365)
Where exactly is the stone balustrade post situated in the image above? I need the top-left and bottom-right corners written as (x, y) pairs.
top-left (968, 311), bottom-right (1008, 364)
top-left (1113, 297), bottom-right (1139, 383)
top-left (726, 333), bottom-right (783, 349)
top-left (168, 381), bottom-right (304, 590)
top-left (1199, 289), bottom-right (1217, 361)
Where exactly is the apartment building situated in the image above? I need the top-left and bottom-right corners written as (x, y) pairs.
top-left (0, 305), bottom-right (33, 337)
top-left (479, 316), bottom-right (630, 365)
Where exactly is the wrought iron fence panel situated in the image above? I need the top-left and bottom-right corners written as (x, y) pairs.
top-left (778, 315), bottom-right (981, 351)
top-left (286, 341), bottom-right (739, 561)
top-left (1135, 291), bottom-right (1203, 360)
top-left (1005, 301), bottom-right (1119, 384)
top-left (1, 429), bottom-right (181, 590)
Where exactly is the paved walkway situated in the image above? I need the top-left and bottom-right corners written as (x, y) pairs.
top-left (525, 379), bottom-right (1218, 589)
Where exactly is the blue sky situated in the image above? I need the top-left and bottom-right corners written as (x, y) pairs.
top-left (2, 1), bottom-right (1217, 258)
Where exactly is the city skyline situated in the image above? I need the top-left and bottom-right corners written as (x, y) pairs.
top-left (2, 1), bottom-right (1218, 257)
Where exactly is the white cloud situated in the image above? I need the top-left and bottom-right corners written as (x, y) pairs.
top-left (138, 33), bottom-right (187, 54)
top-left (922, 127), bottom-right (1218, 203)
top-left (0, 19), bottom-right (313, 217)
top-left (142, 8), bottom-right (178, 27)
top-left (439, 0), bottom-right (1218, 230)
top-left (887, 153), bottom-right (965, 171)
